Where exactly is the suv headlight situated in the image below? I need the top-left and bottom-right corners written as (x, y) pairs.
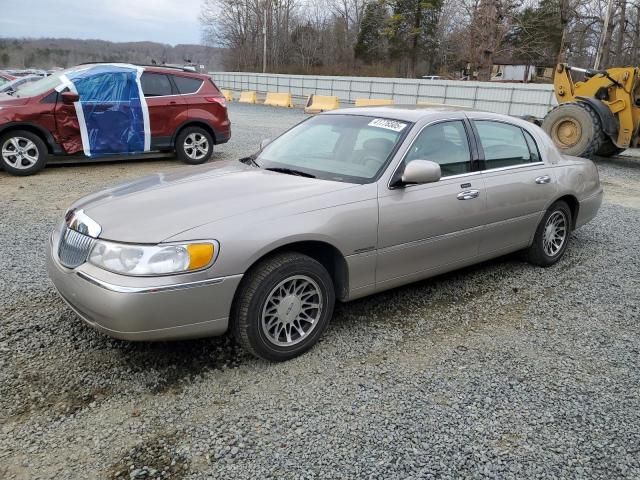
top-left (88, 240), bottom-right (218, 276)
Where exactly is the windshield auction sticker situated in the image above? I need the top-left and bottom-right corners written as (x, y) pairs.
top-left (368, 118), bottom-right (408, 132)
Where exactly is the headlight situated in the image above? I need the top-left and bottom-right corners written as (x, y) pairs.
top-left (88, 240), bottom-right (217, 276)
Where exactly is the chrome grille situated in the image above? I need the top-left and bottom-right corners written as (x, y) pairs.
top-left (58, 227), bottom-right (95, 268)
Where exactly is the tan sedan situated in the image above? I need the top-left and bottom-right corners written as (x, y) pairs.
top-left (47, 106), bottom-right (603, 361)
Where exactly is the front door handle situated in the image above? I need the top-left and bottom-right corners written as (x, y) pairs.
top-left (535, 175), bottom-right (551, 184)
top-left (457, 190), bottom-right (480, 200)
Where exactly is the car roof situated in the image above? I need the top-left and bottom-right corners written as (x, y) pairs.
top-left (322, 104), bottom-right (474, 122)
top-left (74, 63), bottom-right (208, 79)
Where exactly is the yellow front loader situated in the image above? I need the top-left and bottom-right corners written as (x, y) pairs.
top-left (541, 63), bottom-right (640, 157)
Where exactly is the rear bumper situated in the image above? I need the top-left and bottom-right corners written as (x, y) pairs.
top-left (576, 188), bottom-right (603, 229)
top-left (46, 234), bottom-right (242, 341)
top-left (214, 126), bottom-right (231, 144)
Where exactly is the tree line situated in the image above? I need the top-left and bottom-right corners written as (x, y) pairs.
top-left (201, 0), bottom-right (640, 79)
top-left (0, 38), bottom-right (225, 71)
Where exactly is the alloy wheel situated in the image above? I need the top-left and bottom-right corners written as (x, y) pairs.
top-left (261, 275), bottom-right (323, 347)
top-left (543, 210), bottom-right (568, 257)
top-left (183, 133), bottom-right (209, 160)
top-left (2, 136), bottom-right (39, 169)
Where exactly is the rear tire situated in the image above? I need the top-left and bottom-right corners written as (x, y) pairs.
top-left (0, 130), bottom-right (48, 176)
top-left (542, 102), bottom-right (604, 158)
top-left (231, 252), bottom-right (335, 362)
top-left (596, 138), bottom-right (625, 157)
top-left (526, 201), bottom-right (572, 267)
top-left (175, 126), bottom-right (214, 165)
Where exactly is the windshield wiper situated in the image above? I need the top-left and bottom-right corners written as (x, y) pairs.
top-left (265, 167), bottom-right (316, 178)
top-left (5, 90), bottom-right (15, 96)
top-left (239, 155), bottom-right (260, 168)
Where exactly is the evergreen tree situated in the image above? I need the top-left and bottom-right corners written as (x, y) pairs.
top-left (385, 0), bottom-right (443, 78)
top-left (355, 1), bottom-right (389, 64)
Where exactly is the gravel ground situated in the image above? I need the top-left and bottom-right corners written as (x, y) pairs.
top-left (1, 103), bottom-right (639, 479)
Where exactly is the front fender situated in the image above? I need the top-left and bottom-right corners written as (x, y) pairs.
top-left (0, 121), bottom-right (64, 154)
top-left (576, 97), bottom-right (618, 141)
top-left (164, 185), bottom-right (380, 292)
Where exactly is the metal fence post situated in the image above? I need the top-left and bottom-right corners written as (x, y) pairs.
top-left (507, 86), bottom-right (515, 115)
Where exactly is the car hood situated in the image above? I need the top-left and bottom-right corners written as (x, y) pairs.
top-left (0, 95), bottom-right (30, 107)
top-left (72, 161), bottom-right (357, 243)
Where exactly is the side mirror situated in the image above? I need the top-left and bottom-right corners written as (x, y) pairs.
top-left (260, 138), bottom-right (271, 150)
top-left (61, 91), bottom-right (80, 105)
top-left (401, 160), bottom-right (441, 185)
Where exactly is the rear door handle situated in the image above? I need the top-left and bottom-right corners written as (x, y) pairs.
top-left (457, 190), bottom-right (480, 200)
top-left (535, 175), bottom-right (551, 184)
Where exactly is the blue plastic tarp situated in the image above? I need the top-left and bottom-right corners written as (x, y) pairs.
top-left (57, 64), bottom-right (150, 157)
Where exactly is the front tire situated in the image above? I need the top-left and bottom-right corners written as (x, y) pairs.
top-left (232, 252), bottom-right (335, 362)
top-left (526, 201), bottom-right (572, 267)
top-left (542, 102), bottom-right (604, 158)
top-left (175, 126), bottom-right (214, 165)
top-left (0, 130), bottom-right (48, 176)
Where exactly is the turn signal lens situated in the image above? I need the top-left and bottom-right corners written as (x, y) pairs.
top-left (187, 243), bottom-right (215, 270)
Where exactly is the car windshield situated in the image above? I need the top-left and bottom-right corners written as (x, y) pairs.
top-left (255, 114), bottom-right (411, 183)
top-left (13, 69), bottom-right (72, 97)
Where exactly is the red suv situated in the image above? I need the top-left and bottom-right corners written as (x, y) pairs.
top-left (0, 64), bottom-right (230, 175)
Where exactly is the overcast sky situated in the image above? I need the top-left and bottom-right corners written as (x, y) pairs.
top-left (0, 0), bottom-right (204, 45)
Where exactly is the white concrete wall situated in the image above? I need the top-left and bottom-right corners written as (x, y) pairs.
top-left (210, 72), bottom-right (557, 118)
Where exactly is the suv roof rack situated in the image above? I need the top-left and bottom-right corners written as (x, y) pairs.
top-left (135, 64), bottom-right (196, 72)
top-left (76, 62), bottom-right (197, 73)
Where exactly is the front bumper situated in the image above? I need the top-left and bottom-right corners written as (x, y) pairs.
top-left (46, 232), bottom-right (243, 341)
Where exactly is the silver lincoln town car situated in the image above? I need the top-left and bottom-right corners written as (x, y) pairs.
top-left (47, 106), bottom-right (603, 361)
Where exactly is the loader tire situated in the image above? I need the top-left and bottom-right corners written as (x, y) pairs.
top-left (542, 102), bottom-right (605, 158)
top-left (596, 138), bottom-right (625, 157)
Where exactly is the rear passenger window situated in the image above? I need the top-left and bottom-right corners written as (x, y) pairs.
top-left (475, 121), bottom-right (532, 169)
top-left (172, 76), bottom-right (203, 94)
top-left (141, 73), bottom-right (172, 97)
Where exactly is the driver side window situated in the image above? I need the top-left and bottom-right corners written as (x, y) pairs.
top-left (405, 120), bottom-right (472, 177)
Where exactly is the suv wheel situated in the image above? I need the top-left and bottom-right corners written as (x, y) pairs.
top-left (176, 127), bottom-right (214, 165)
top-left (1, 130), bottom-right (48, 176)
top-left (232, 252), bottom-right (335, 362)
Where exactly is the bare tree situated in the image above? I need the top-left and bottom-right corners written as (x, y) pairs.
top-left (196, 0), bottom-right (640, 77)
